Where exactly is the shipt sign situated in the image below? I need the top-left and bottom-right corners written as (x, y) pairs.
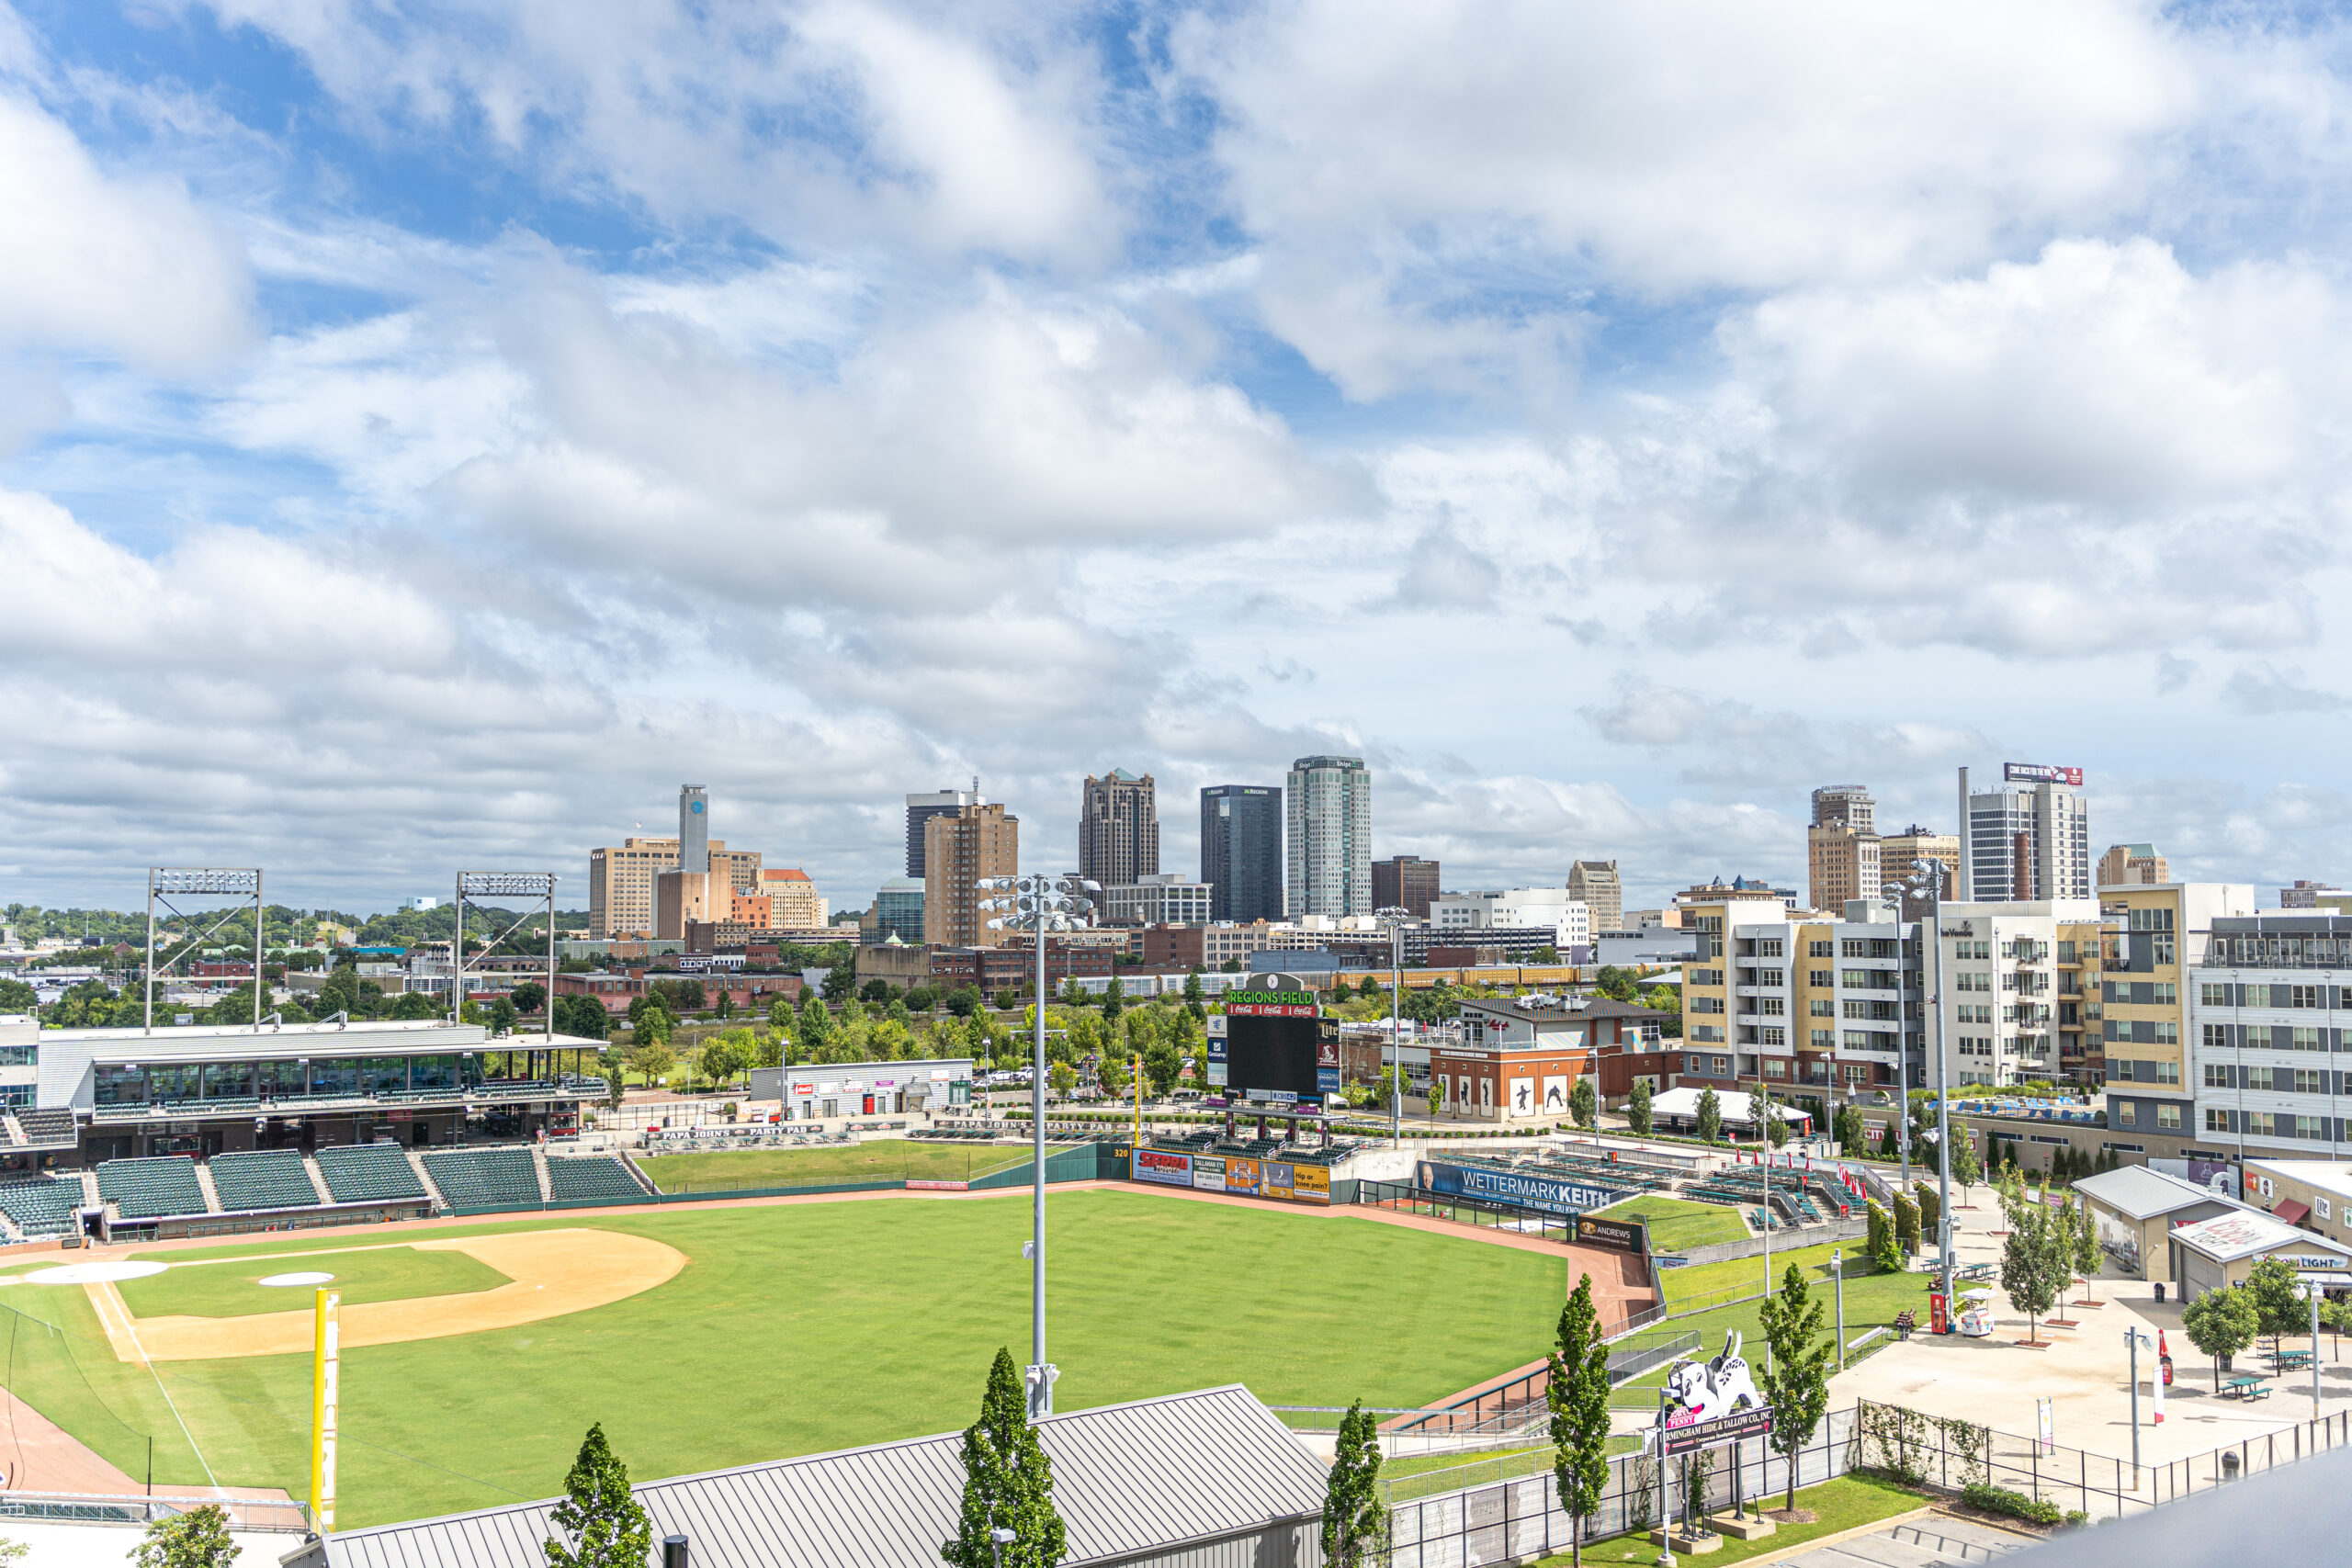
top-left (2003, 762), bottom-right (2082, 785)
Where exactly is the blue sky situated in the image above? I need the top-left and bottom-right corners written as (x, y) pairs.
top-left (6, 0), bottom-right (2352, 918)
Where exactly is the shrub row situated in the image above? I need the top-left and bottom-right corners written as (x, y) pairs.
top-left (1960, 1482), bottom-right (2071, 1528)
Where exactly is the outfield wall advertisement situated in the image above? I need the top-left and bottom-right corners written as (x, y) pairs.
top-left (1127, 1150), bottom-right (1333, 1206)
top-left (1134, 1148), bottom-right (1193, 1188)
top-left (1418, 1160), bottom-right (1634, 1215)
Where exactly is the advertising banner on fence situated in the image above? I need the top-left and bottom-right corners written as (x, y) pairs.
top-left (1134, 1148), bottom-right (1193, 1188)
top-left (1292, 1165), bottom-right (1331, 1204)
top-left (1262, 1161), bottom-right (1294, 1199)
top-left (1574, 1213), bottom-right (1649, 1255)
top-left (1192, 1155), bottom-right (1227, 1190)
top-left (907, 1179), bottom-right (968, 1191)
top-left (1224, 1157), bottom-right (1261, 1195)
top-left (1419, 1160), bottom-right (1633, 1215)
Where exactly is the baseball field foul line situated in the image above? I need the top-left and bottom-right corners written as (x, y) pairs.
top-left (83, 1278), bottom-right (220, 1491)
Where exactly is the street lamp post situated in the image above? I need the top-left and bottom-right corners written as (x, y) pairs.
top-left (1888, 859), bottom-right (1955, 1316)
top-left (978, 872), bottom-right (1100, 1421)
top-left (1375, 906), bottom-right (1412, 1147)
top-left (2126, 1328), bottom-right (2152, 1480)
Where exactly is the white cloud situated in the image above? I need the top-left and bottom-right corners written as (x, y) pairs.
top-left (0, 89), bottom-right (251, 375)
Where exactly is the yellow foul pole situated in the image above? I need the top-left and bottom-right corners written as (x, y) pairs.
top-left (311, 1288), bottom-right (340, 1533)
top-left (1132, 1054), bottom-right (1142, 1146)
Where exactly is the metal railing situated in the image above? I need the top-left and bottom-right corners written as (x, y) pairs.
top-left (0, 1492), bottom-right (310, 1532)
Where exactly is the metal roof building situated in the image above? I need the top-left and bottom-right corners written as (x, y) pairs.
top-left (287, 1385), bottom-right (1330, 1568)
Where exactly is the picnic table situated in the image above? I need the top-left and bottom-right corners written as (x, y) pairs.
top-left (2223, 1375), bottom-right (2271, 1401)
top-left (1957, 1262), bottom-right (1996, 1282)
top-left (2273, 1349), bottom-right (2314, 1371)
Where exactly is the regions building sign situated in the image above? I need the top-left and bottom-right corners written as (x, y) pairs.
top-left (2003, 762), bottom-right (2083, 786)
top-left (1418, 1161), bottom-right (1634, 1215)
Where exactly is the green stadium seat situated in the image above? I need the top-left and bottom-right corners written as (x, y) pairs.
top-left (421, 1146), bottom-right (541, 1211)
top-left (96, 1156), bottom-right (209, 1220)
top-left (545, 1156), bottom-right (645, 1203)
top-left (0, 1178), bottom-right (83, 1235)
top-left (209, 1151), bottom-right (320, 1213)
top-left (314, 1144), bottom-right (427, 1203)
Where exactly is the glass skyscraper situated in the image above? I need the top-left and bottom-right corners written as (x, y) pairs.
top-left (1200, 784), bottom-right (1283, 923)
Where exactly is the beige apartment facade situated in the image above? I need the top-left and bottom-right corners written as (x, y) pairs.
top-left (590, 838), bottom-right (764, 937)
top-left (2100, 882), bottom-right (2255, 1141)
top-left (924, 803), bottom-right (1019, 948)
top-left (2098, 843), bottom-right (2169, 886)
top-left (758, 868), bottom-right (827, 929)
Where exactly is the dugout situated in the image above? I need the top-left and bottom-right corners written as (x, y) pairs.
top-left (284, 1384), bottom-right (1329, 1568)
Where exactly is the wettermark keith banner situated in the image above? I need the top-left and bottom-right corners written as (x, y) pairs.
top-left (1418, 1160), bottom-right (1634, 1215)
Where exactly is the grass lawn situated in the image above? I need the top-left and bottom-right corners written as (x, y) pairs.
top-left (1548, 1473), bottom-right (1929, 1565)
top-left (635, 1140), bottom-right (1075, 1191)
top-left (1592, 1195), bottom-right (1749, 1253)
top-left (1657, 1239), bottom-right (1849, 1306)
top-left (1621, 1262), bottom-right (1930, 1401)
top-left (0, 1188), bottom-right (1567, 1529)
top-left (113, 1246), bottom-right (511, 1319)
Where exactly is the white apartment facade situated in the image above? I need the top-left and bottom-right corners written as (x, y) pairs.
top-left (1100, 875), bottom-right (1216, 928)
top-left (1428, 888), bottom-right (1590, 948)
top-left (1683, 895), bottom-right (1924, 1095)
top-left (2191, 914), bottom-right (2352, 1158)
top-left (1286, 755), bottom-right (1371, 919)
top-left (1928, 900), bottom-right (2099, 1090)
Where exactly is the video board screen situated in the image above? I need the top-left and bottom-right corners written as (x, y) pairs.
top-left (1223, 989), bottom-right (1324, 1101)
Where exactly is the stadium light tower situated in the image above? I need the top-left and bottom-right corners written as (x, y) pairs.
top-left (979, 871), bottom-right (1099, 1420)
top-left (146, 868), bottom-right (264, 1036)
top-left (1885, 857), bottom-right (1953, 1317)
top-left (1374, 906), bottom-right (1412, 1147)
top-left (451, 873), bottom-right (560, 1043)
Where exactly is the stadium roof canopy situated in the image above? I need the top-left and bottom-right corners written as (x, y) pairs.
top-left (290, 1384), bottom-right (1329, 1568)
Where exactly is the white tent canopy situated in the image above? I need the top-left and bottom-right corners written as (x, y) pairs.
top-left (1648, 1087), bottom-right (1810, 1128)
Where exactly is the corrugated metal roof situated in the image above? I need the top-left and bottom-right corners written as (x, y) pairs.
top-left (2075, 1165), bottom-right (2245, 1221)
top-left (318, 1385), bottom-right (1327, 1568)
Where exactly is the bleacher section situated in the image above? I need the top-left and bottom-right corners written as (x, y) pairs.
top-left (545, 1156), bottom-right (646, 1203)
top-left (209, 1150), bottom-right (321, 1212)
top-left (14, 1110), bottom-right (76, 1147)
top-left (314, 1144), bottom-right (429, 1203)
top-left (96, 1156), bottom-right (210, 1220)
top-left (421, 1146), bottom-right (541, 1211)
top-left (0, 1178), bottom-right (83, 1235)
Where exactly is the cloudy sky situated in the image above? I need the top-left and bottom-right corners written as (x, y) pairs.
top-left (5, 1), bottom-right (2352, 917)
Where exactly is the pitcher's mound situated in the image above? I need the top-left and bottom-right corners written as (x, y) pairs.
top-left (27, 1261), bottom-right (166, 1285)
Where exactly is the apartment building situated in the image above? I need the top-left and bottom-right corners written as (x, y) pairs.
top-left (1879, 827), bottom-right (1960, 917)
top-left (904, 786), bottom-right (980, 880)
top-left (1568, 861), bottom-right (1623, 932)
top-left (1680, 892), bottom-right (1920, 1095)
top-left (1372, 856), bottom-right (1441, 919)
top-left (757, 868), bottom-right (827, 929)
top-left (1429, 888), bottom-right (1589, 948)
top-left (922, 802), bottom-right (1019, 949)
top-left (2191, 913), bottom-right (2352, 1158)
top-left (1806, 784), bottom-right (1880, 911)
top-left (2102, 884), bottom-right (2254, 1134)
top-left (1928, 900), bottom-right (2100, 1091)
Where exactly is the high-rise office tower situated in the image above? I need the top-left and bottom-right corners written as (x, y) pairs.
top-left (1958, 765), bottom-right (2090, 902)
top-left (905, 785), bottom-right (980, 880)
top-left (923, 802), bottom-right (1019, 948)
top-left (2098, 843), bottom-right (2169, 886)
top-left (1568, 861), bottom-right (1623, 933)
top-left (1372, 856), bottom-right (1441, 919)
top-left (1879, 825), bottom-right (1960, 919)
top-left (1286, 756), bottom-right (1371, 918)
top-left (1200, 785), bottom-right (1283, 922)
top-left (1080, 770), bottom-right (1159, 888)
top-left (679, 785), bottom-right (709, 874)
top-left (1806, 784), bottom-right (1881, 912)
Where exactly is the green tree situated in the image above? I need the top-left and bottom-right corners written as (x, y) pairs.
top-left (553, 994), bottom-right (612, 1040)
top-left (0, 977), bottom-right (36, 1013)
top-left (1914, 1183), bottom-right (1941, 1251)
top-left (1048, 1061), bottom-right (1077, 1099)
top-left (1329, 975), bottom-right (1353, 1001)
top-left (131, 1504), bottom-right (235, 1568)
top-left (1695, 1087), bottom-right (1721, 1145)
top-left (1101, 977), bottom-right (1125, 1025)
top-left (942, 1348), bottom-right (1066, 1568)
top-left (1756, 1260), bottom-right (1834, 1512)
top-left (1593, 965), bottom-right (1640, 1002)
top-left (822, 964), bottom-right (854, 1003)
top-left (392, 989), bottom-right (443, 1021)
top-left (1626, 1078), bottom-right (1653, 1136)
top-left (1182, 969), bottom-right (1204, 1010)
top-left (699, 1037), bottom-right (746, 1090)
top-left (1321, 1401), bottom-right (1385, 1568)
top-left (1999, 1190), bottom-right (2068, 1345)
top-left (2072, 1197), bottom-right (2103, 1301)
top-left (1141, 1037), bottom-right (1182, 1098)
top-left (543, 1422), bottom-right (652, 1568)
top-left (798, 993), bottom-right (833, 1055)
top-left (2245, 1254), bottom-right (2308, 1357)
top-left (1546, 1274), bottom-right (1612, 1566)
top-left (489, 997), bottom-right (518, 1036)
top-left (2182, 1284), bottom-right (2258, 1385)
top-left (1893, 1190), bottom-right (1920, 1257)
top-left (629, 1039), bottom-right (674, 1089)
top-left (1568, 1077), bottom-right (1599, 1130)
top-left (1949, 1133), bottom-right (1982, 1206)
top-left (511, 979), bottom-right (547, 1013)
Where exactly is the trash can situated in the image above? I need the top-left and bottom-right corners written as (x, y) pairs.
top-left (2154, 1281), bottom-right (2166, 1303)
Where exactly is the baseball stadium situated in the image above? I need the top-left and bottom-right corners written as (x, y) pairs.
top-left (0, 1014), bottom-right (1590, 1536)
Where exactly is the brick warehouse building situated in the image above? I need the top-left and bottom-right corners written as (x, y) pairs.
top-left (1428, 996), bottom-right (1675, 1122)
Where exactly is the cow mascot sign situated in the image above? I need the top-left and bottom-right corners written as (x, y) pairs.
top-left (1660, 1331), bottom-right (1762, 1429)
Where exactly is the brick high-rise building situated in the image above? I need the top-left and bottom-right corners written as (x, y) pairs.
top-left (589, 788), bottom-right (761, 936)
top-left (923, 802), bottom-right (1019, 948)
top-left (1080, 770), bottom-right (1159, 888)
top-left (1806, 784), bottom-right (1880, 913)
top-left (1372, 855), bottom-right (1441, 919)
top-left (905, 785), bottom-right (981, 880)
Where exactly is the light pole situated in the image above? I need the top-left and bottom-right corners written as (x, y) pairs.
top-left (1888, 859), bottom-right (1954, 1316)
top-left (1375, 906), bottom-right (1412, 1147)
top-left (2126, 1328), bottom-right (2152, 1480)
top-left (1833, 1246), bottom-right (1846, 1370)
top-left (978, 871), bottom-right (1099, 1421)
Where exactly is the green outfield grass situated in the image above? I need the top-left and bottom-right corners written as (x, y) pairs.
top-left (1590, 1194), bottom-right (1749, 1253)
top-left (635, 1140), bottom-right (1077, 1191)
top-left (0, 1187), bottom-right (1567, 1529)
top-left (111, 1245), bottom-right (511, 1319)
top-left (1618, 1260), bottom-right (1930, 1402)
top-left (1657, 1239), bottom-right (1847, 1304)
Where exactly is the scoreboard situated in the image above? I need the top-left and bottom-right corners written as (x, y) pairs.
top-left (1222, 989), bottom-right (1337, 1103)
